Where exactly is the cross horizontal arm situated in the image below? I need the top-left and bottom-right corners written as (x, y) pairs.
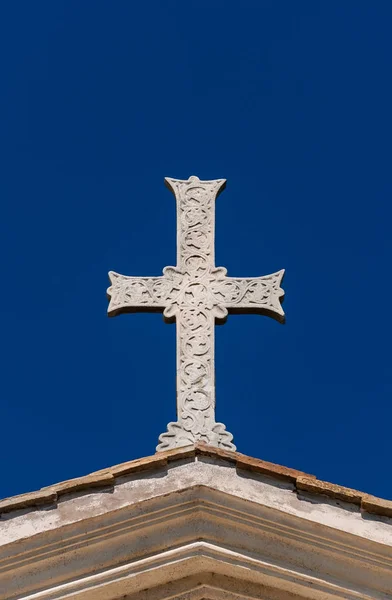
top-left (211, 269), bottom-right (285, 323)
top-left (107, 271), bottom-right (168, 317)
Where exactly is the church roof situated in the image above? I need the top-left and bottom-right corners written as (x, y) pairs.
top-left (2, 443), bottom-right (391, 600)
top-left (1, 442), bottom-right (391, 519)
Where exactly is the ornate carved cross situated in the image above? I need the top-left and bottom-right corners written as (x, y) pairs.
top-left (107, 176), bottom-right (285, 452)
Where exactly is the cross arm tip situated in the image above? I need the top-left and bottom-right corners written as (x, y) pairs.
top-left (108, 270), bottom-right (119, 284)
top-left (164, 175), bottom-right (227, 196)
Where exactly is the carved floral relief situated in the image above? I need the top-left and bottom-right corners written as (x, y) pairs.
top-left (107, 176), bottom-right (285, 452)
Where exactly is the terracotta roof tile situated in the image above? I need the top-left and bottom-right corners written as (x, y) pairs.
top-left (361, 494), bottom-right (392, 519)
top-left (0, 443), bottom-right (391, 521)
top-left (296, 476), bottom-right (363, 505)
top-left (0, 489), bottom-right (57, 514)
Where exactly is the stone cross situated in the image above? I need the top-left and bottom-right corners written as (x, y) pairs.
top-left (107, 176), bottom-right (285, 452)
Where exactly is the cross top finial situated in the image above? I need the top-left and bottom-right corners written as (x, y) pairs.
top-left (107, 175), bottom-right (285, 452)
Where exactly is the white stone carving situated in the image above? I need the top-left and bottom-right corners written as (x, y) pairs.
top-left (107, 176), bottom-right (285, 452)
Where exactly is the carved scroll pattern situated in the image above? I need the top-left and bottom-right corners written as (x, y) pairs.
top-left (108, 269), bottom-right (284, 318)
top-left (211, 271), bottom-right (285, 320)
top-left (107, 175), bottom-right (285, 453)
top-left (107, 270), bottom-right (187, 314)
top-left (157, 177), bottom-right (235, 451)
top-left (107, 274), bottom-right (166, 312)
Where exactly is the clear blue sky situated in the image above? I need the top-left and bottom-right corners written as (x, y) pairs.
top-left (1, 1), bottom-right (391, 500)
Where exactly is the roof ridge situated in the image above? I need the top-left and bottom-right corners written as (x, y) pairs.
top-left (1, 443), bottom-right (391, 520)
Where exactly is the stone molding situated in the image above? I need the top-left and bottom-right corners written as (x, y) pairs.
top-left (124, 573), bottom-right (313, 600)
top-left (0, 484), bottom-right (391, 600)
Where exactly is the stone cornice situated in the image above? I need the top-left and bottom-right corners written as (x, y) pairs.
top-left (1, 486), bottom-right (391, 600)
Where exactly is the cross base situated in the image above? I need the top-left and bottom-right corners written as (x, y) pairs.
top-left (157, 420), bottom-right (236, 452)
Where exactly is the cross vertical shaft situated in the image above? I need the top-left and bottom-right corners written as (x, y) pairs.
top-left (107, 175), bottom-right (285, 453)
top-left (158, 177), bottom-right (233, 451)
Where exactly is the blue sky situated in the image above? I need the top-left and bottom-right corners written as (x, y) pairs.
top-left (1, 1), bottom-right (391, 500)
